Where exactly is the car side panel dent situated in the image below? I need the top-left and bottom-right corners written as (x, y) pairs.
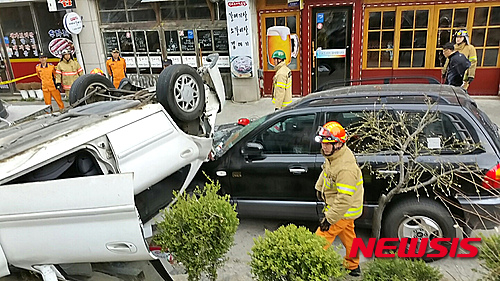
top-left (0, 243), bottom-right (10, 278)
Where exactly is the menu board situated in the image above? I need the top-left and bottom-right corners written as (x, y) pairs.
top-left (180, 31), bottom-right (195, 52)
top-left (7, 31), bottom-right (39, 58)
top-left (198, 30), bottom-right (213, 51)
top-left (150, 56), bottom-right (162, 68)
top-left (103, 32), bottom-right (118, 52)
top-left (165, 31), bottom-right (179, 52)
top-left (182, 56), bottom-right (197, 67)
top-left (124, 56), bottom-right (136, 68)
top-left (134, 32), bottom-right (147, 52)
top-left (137, 56), bottom-right (149, 67)
top-left (213, 29), bottom-right (229, 52)
top-left (118, 32), bottom-right (133, 52)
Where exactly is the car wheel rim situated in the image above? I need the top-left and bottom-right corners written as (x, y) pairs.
top-left (84, 82), bottom-right (111, 104)
top-left (398, 215), bottom-right (443, 253)
top-left (174, 74), bottom-right (200, 113)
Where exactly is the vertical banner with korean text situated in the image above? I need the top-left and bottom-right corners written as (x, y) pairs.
top-left (226, 0), bottom-right (253, 78)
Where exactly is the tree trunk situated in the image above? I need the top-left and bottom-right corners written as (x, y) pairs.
top-left (371, 187), bottom-right (400, 239)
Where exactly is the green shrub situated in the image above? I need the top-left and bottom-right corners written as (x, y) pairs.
top-left (249, 224), bottom-right (346, 281)
top-left (154, 180), bottom-right (239, 281)
top-left (478, 233), bottom-right (500, 281)
top-left (363, 256), bottom-right (443, 281)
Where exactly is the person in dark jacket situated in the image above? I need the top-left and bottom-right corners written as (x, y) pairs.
top-left (442, 42), bottom-right (470, 87)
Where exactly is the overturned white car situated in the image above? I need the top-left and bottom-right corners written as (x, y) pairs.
top-left (0, 55), bottom-right (225, 280)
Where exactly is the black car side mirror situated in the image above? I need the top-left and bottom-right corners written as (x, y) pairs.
top-left (242, 142), bottom-right (266, 161)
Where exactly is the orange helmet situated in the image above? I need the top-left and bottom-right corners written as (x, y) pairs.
top-left (315, 121), bottom-right (347, 143)
top-left (90, 68), bottom-right (105, 76)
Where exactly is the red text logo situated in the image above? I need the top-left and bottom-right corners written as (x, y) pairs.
top-left (228, 1), bottom-right (247, 7)
top-left (58, 0), bottom-right (73, 8)
top-left (349, 238), bottom-right (481, 258)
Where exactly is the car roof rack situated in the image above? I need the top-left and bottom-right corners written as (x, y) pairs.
top-left (314, 76), bottom-right (441, 92)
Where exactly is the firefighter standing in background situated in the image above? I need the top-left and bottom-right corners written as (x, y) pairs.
top-left (36, 53), bottom-right (64, 111)
top-left (315, 121), bottom-right (364, 277)
top-left (55, 49), bottom-right (83, 92)
top-left (106, 48), bottom-right (126, 88)
top-left (271, 50), bottom-right (292, 110)
top-left (442, 29), bottom-right (477, 90)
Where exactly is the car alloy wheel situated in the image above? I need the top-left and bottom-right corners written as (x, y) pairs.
top-left (173, 74), bottom-right (200, 113)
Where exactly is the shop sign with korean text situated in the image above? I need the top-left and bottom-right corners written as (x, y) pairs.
top-left (47, 0), bottom-right (76, 12)
top-left (226, 0), bottom-right (253, 78)
top-left (63, 12), bottom-right (83, 35)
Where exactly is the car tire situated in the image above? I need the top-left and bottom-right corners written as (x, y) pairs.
top-left (383, 197), bottom-right (457, 261)
top-left (69, 74), bottom-right (115, 107)
top-left (156, 65), bottom-right (205, 122)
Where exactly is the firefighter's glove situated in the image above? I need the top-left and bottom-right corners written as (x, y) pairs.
top-left (467, 77), bottom-right (474, 84)
top-left (320, 218), bottom-right (331, 232)
top-left (55, 83), bottom-right (62, 90)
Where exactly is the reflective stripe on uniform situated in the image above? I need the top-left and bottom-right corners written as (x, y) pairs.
top-left (62, 71), bottom-right (79, 76)
top-left (272, 98), bottom-right (292, 106)
top-left (357, 177), bottom-right (363, 186)
top-left (275, 81), bottom-right (291, 89)
top-left (344, 206), bottom-right (363, 217)
top-left (336, 183), bottom-right (357, 195)
top-left (469, 56), bottom-right (477, 61)
top-left (323, 172), bottom-right (331, 189)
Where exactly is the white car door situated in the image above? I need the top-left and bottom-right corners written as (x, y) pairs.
top-left (0, 173), bottom-right (154, 276)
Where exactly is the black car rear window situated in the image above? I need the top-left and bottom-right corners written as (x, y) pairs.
top-left (466, 102), bottom-right (500, 150)
top-left (326, 109), bottom-right (477, 154)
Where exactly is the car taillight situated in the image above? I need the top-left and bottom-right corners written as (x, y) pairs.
top-left (483, 163), bottom-right (500, 189)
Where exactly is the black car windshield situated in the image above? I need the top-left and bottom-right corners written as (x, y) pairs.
top-left (220, 115), bottom-right (269, 153)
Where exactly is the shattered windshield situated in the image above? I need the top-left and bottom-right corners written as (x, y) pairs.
top-left (214, 115), bottom-right (269, 157)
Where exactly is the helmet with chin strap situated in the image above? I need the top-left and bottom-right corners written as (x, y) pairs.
top-left (315, 121), bottom-right (347, 144)
top-left (455, 29), bottom-right (470, 45)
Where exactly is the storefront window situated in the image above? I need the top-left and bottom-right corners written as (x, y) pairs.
top-left (98, 0), bottom-right (156, 23)
top-left (364, 4), bottom-right (500, 69)
top-left (33, 3), bottom-right (67, 58)
top-left (0, 6), bottom-right (38, 59)
top-left (398, 9), bottom-right (428, 68)
top-left (367, 10), bottom-right (395, 68)
top-left (472, 6), bottom-right (500, 67)
top-left (159, 0), bottom-right (224, 21)
top-left (435, 7), bottom-right (469, 67)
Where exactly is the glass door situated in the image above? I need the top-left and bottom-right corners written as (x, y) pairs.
top-left (311, 7), bottom-right (352, 91)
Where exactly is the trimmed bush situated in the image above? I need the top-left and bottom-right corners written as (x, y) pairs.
top-left (478, 233), bottom-right (500, 281)
top-left (154, 180), bottom-right (239, 281)
top-left (363, 256), bottom-right (443, 281)
top-left (249, 224), bottom-right (346, 281)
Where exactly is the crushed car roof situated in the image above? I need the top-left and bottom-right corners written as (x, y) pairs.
top-left (0, 100), bottom-right (141, 161)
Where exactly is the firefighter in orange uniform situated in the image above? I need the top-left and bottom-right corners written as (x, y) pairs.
top-left (106, 48), bottom-right (126, 88)
top-left (315, 121), bottom-right (364, 277)
top-left (35, 53), bottom-right (64, 111)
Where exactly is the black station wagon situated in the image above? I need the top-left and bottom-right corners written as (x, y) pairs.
top-left (192, 84), bottom-right (500, 241)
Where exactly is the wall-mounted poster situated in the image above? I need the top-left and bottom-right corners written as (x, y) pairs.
top-left (226, 0), bottom-right (253, 78)
top-left (8, 31), bottom-right (39, 58)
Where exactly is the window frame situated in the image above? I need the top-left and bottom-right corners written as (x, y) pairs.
top-left (253, 113), bottom-right (316, 155)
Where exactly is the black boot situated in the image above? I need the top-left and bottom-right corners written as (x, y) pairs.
top-left (349, 266), bottom-right (361, 277)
